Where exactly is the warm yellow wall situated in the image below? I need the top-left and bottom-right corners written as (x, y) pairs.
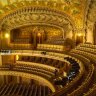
top-left (0, 55), bottom-right (2, 65)
top-left (0, 55), bottom-right (4, 84)
top-left (2, 55), bottom-right (15, 64)
top-left (86, 29), bottom-right (94, 44)
top-left (86, 22), bottom-right (94, 44)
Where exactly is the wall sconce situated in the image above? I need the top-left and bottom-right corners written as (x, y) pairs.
top-left (76, 33), bottom-right (83, 45)
top-left (16, 55), bottom-right (19, 61)
top-left (77, 33), bottom-right (82, 37)
top-left (37, 32), bottom-right (41, 37)
top-left (5, 33), bottom-right (10, 38)
top-left (37, 32), bottom-right (41, 44)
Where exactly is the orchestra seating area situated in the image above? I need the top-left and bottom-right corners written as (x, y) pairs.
top-left (0, 44), bottom-right (96, 96)
top-left (0, 83), bottom-right (51, 96)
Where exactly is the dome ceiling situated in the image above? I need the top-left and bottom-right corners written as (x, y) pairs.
top-left (0, 0), bottom-right (89, 29)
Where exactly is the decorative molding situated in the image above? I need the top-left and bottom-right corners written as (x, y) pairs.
top-left (0, 0), bottom-right (87, 28)
top-left (0, 7), bottom-right (74, 32)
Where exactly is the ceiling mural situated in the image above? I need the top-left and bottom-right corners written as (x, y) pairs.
top-left (0, 0), bottom-right (88, 29)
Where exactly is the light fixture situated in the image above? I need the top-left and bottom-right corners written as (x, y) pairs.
top-left (45, 1), bottom-right (48, 5)
top-left (16, 55), bottom-right (19, 61)
top-left (53, 3), bottom-right (56, 7)
top-left (37, 32), bottom-right (41, 44)
top-left (63, 72), bottom-right (67, 77)
top-left (37, 32), bottom-right (41, 37)
top-left (5, 33), bottom-right (10, 38)
top-left (36, 1), bottom-right (39, 4)
top-left (77, 33), bottom-right (82, 37)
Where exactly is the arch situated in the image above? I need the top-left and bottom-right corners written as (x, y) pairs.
top-left (0, 6), bottom-right (76, 40)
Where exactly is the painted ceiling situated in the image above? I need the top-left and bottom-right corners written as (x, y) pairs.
top-left (0, 0), bottom-right (88, 28)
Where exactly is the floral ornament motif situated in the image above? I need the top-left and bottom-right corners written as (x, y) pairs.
top-left (64, 0), bottom-right (71, 4)
top-left (72, 9), bottom-right (80, 15)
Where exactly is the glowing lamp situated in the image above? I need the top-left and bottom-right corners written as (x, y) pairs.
top-left (37, 33), bottom-right (41, 37)
top-left (77, 33), bottom-right (82, 37)
top-left (16, 55), bottom-right (19, 61)
top-left (37, 33), bottom-right (41, 44)
top-left (5, 33), bottom-right (10, 38)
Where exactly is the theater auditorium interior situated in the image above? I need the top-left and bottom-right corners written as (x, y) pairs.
top-left (0, 0), bottom-right (96, 96)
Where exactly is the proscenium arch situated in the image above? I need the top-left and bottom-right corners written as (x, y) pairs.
top-left (0, 70), bottom-right (56, 92)
top-left (0, 6), bottom-right (76, 40)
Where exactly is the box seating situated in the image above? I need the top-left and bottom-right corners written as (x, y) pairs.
top-left (45, 38), bottom-right (65, 45)
top-left (37, 44), bottom-right (64, 52)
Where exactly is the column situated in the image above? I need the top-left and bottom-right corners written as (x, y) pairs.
top-left (86, 22), bottom-right (94, 44)
top-left (75, 28), bottom-right (85, 45)
top-left (0, 55), bottom-right (4, 84)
